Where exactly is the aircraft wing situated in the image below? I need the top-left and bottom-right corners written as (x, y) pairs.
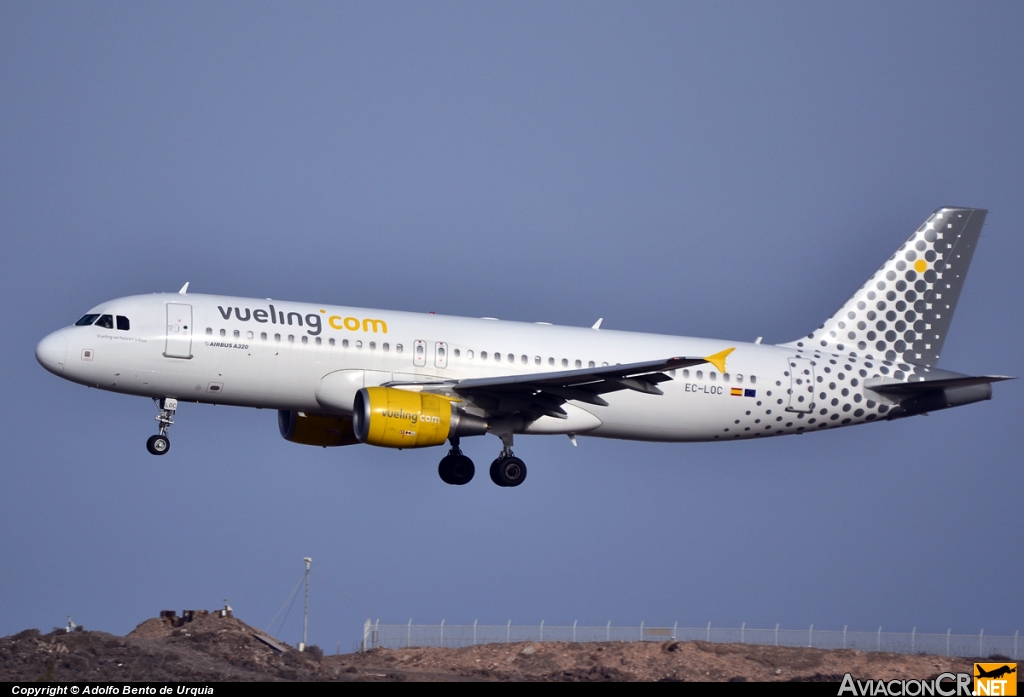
top-left (390, 348), bottom-right (734, 420)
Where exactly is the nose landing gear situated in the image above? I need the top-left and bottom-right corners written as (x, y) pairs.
top-left (438, 438), bottom-right (475, 485)
top-left (146, 398), bottom-right (177, 456)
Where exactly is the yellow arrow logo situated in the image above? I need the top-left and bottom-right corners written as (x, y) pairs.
top-left (703, 347), bottom-right (735, 373)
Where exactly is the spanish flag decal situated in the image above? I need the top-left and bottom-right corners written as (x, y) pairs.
top-left (731, 388), bottom-right (743, 396)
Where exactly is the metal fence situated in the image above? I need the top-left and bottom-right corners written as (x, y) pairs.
top-left (362, 620), bottom-right (1020, 659)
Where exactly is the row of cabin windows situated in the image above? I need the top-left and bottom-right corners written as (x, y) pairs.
top-left (205, 327), bottom-right (402, 352)
top-left (203, 326), bottom-right (757, 382)
top-left (450, 349), bottom-right (607, 369)
top-left (445, 350), bottom-right (756, 382)
top-left (76, 314), bottom-right (130, 330)
top-left (679, 369), bottom-right (756, 384)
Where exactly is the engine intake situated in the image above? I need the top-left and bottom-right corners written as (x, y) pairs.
top-left (352, 387), bottom-right (486, 448)
top-left (278, 410), bottom-right (359, 447)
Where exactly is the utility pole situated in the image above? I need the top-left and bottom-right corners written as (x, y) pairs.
top-left (300, 557), bottom-right (312, 652)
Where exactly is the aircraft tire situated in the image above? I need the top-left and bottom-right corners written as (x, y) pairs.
top-left (439, 454), bottom-right (474, 485)
top-left (489, 458), bottom-right (507, 487)
top-left (492, 456), bottom-right (527, 488)
top-left (146, 434), bottom-right (170, 456)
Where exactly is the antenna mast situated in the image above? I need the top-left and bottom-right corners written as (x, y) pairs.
top-left (300, 557), bottom-right (312, 652)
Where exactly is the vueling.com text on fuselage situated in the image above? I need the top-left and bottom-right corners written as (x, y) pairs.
top-left (217, 305), bottom-right (387, 337)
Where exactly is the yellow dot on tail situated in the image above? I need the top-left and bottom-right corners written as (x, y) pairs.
top-left (914, 259), bottom-right (927, 273)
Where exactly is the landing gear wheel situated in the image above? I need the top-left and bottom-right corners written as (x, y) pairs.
top-left (438, 454), bottom-right (475, 485)
top-left (490, 456), bottom-right (527, 487)
top-left (146, 434), bottom-right (170, 456)
top-left (489, 457), bottom-right (506, 487)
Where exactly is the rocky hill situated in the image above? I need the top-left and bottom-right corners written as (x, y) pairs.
top-left (0, 611), bottom-right (980, 682)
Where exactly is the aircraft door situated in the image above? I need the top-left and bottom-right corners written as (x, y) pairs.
top-left (164, 303), bottom-right (193, 359)
top-left (413, 340), bottom-right (426, 367)
top-left (786, 356), bottom-right (814, 413)
top-left (434, 342), bottom-right (448, 369)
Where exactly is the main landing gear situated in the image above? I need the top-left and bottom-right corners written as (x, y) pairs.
top-left (438, 438), bottom-right (475, 485)
top-left (437, 434), bottom-right (528, 487)
top-left (489, 433), bottom-right (527, 488)
top-left (146, 397), bottom-right (177, 456)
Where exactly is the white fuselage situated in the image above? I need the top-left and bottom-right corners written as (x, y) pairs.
top-left (37, 292), bottom-right (914, 444)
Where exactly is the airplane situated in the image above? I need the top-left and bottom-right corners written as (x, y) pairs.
top-left (975, 665), bottom-right (1016, 680)
top-left (35, 207), bottom-right (1010, 488)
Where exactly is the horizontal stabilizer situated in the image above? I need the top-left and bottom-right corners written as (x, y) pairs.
top-left (865, 375), bottom-right (1013, 396)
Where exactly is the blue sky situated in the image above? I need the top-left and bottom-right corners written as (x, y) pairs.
top-left (2, 2), bottom-right (1021, 649)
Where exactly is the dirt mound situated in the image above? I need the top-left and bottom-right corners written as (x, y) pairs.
top-left (347, 639), bottom-right (975, 682)
top-left (0, 613), bottom-right (334, 682)
top-left (0, 613), bottom-right (979, 682)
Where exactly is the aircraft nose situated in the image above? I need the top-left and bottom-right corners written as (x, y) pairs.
top-left (36, 330), bottom-right (67, 376)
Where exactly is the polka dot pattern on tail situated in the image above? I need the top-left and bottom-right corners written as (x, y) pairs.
top-left (782, 208), bottom-right (986, 368)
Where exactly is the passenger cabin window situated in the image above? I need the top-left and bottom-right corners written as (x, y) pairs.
top-left (328, 338), bottom-right (335, 346)
top-left (750, 375), bottom-right (757, 384)
top-left (75, 314), bottom-right (100, 326)
top-left (575, 360), bottom-right (582, 368)
top-left (234, 330), bottom-right (240, 338)
top-left (220, 329), bottom-right (226, 337)
top-left (696, 370), bottom-right (703, 379)
top-left (116, 316), bottom-right (130, 331)
top-left (206, 328), bottom-right (213, 335)
top-left (96, 314), bottom-right (114, 329)
top-left (261, 332), bottom-right (268, 341)
top-left (561, 359), bottom-right (568, 367)
top-left (396, 344), bottom-right (403, 354)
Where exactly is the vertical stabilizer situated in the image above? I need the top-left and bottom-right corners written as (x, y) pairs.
top-left (781, 207), bottom-right (986, 367)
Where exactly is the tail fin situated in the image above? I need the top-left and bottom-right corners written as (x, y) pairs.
top-left (781, 207), bottom-right (986, 367)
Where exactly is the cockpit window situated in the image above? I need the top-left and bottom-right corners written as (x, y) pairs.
top-left (116, 316), bottom-right (130, 331)
top-left (75, 314), bottom-right (100, 326)
top-left (95, 314), bottom-right (114, 329)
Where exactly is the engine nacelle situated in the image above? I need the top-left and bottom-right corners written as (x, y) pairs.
top-left (352, 387), bottom-right (486, 448)
top-left (278, 410), bottom-right (359, 447)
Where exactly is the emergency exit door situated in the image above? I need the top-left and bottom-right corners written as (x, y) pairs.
top-left (786, 356), bottom-right (815, 413)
